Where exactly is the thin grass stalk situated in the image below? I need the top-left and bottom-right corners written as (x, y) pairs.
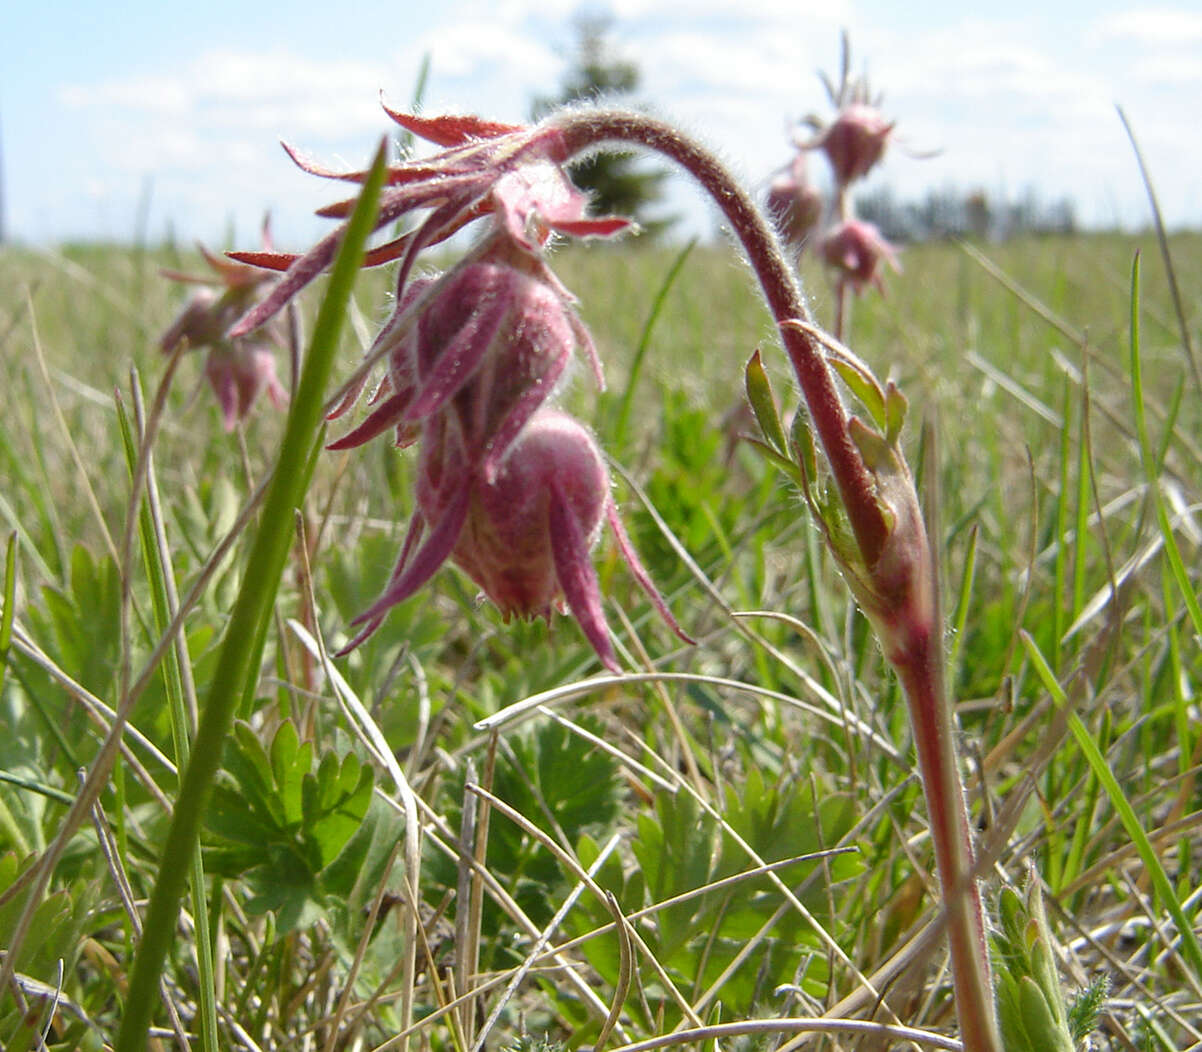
top-left (1116, 107), bottom-right (1201, 400)
top-left (1127, 254), bottom-right (1202, 642)
top-left (0, 531), bottom-right (14, 700)
top-left (1021, 630), bottom-right (1202, 980)
top-left (112, 140), bottom-right (388, 1052)
top-left (115, 384), bottom-right (218, 1052)
top-left (611, 236), bottom-right (697, 452)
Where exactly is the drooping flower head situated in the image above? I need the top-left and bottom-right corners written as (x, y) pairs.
top-left (765, 152), bottom-right (823, 252)
top-left (160, 233), bottom-right (288, 430)
top-left (819, 218), bottom-right (900, 295)
top-left (229, 102), bottom-right (689, 668)
top-left (327, 232), bottom-right (604, 482)
top-left (342, 407), bottom-right (687, 670)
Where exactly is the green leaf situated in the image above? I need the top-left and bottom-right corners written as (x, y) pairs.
top-left (790, 406), bottom-right (818, 486)
top-left (829, 356), bottom-right (886, 430)
top-left (884, 380), bottom-right (907, 445)
top-left (1017, 976), bottom-right (1074, 1052)
top-left (744, 349), bottom-right (789, 456)
top-left (305, 754), bottom-right (373, 871)
top-left (269, 721), bottom-right (309, 828)
top-left (848, 417), bottom-right (893, 473)
top-left (1067, 975), bottom-right (1109, 1043)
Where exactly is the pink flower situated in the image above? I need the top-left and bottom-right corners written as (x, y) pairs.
top-left (342, 408), bottom-right (689, 670)
top-left (228, 106), bottom-right (630, 339)
top-left (327, 242), bottom-right (602, 481)
top-left (819, 218), bottom-right (900, 295)
top-left (805, 103), bottom-right (894, 187)
top-left (766, 154), bottom-right (823, 251)
top-left (202, 344), bottom-right (288, 432)
top-left (227, 105), bottom-right (689, 670)
top-left (160, 238), bottom-right (288, 431)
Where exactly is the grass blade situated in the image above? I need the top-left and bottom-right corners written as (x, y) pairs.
top-left (0, 531), bottom-right (14, 700)
top-left (1127, 254), bottom-right (1202, 642)
top-left (611, 237), bottom-right (696, 452)
top-left (1020, 630), bottom-right (1202, 979)
top-left (113, 138), bottom-right (389, 1052)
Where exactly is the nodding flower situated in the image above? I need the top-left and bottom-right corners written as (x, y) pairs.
top-left (819, 218), bottom-right (901, 295)
top-left (229, 101), bottom-right (689, 669)
top-left (342, 407), bottom-right (689, 670)
top-left (326, 234), bottom-right (604, 484)
top-left (766, 153), bottom-right (824, 252)
top-left (160, 237), bottom-right (287, 431)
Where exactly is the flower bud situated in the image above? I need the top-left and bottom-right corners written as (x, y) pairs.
top-left (766, 155), bottom-right (823, 251)
top-left (160, 240), bottom-right (288, 430)
top-left (818, 218), bottom-right (900, 295)
top-left (818, 103), bottom-right (893, 186)
top-left (203, 344), bottom-right (288, 432)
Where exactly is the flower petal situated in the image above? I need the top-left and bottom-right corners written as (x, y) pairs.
top-left (350, 477), bottom-right (472, 628)
top-left (605, 499), bottom-right (695, 645)
top-left (326, 389), bottom-right (413, 450)
top-left (549, 482), bottom-right (619, 672)
top-left (381, 105), bottom-right (525, 147)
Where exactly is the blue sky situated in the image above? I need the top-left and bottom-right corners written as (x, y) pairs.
top-left (4, 0), bottom-right (1200, 246)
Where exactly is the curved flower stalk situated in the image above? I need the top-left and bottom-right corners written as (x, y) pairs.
top-left (228, 96), bottom-right (998, 1049)
top-left (161, 231), bottom-right (289, 430)
top-left (547, 109), bottom-right (1001, 1052)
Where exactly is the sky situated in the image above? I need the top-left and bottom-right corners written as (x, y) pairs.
top-left (3, 0), bottom-right (1201, 248)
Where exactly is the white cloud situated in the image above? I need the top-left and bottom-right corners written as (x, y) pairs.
top-left (1127, 54), bottom-right (1202, 87)
top-left (17, 1), bottom-right (1202, 246)
top-left (60, 48), bottom-right (392, 139)
top-left (1091, 7), bottom-right (1202, 45)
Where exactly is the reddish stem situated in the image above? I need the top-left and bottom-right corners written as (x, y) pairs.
top-left (552, 108), bottom-right (1000, 1052)
top-left (891, 620), bottom-right (997, 1052)
top-left (552, 112), bottom-right (890, 569)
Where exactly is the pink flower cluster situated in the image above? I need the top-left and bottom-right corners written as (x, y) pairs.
top-left (160, 237), bottom-right (288, 431)
top-left (227, 110), bottom-right (689, 669)
top-left (767, 47), bottom-right (901, 298)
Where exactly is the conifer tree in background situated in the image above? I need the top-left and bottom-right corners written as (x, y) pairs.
top-left (533, 14), bottom-right (675, 237)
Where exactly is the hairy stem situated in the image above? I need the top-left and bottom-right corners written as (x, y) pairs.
top-left (552, 111), bottom-right (890, 567)
top-left (892, 624), bottom-right (996, 1052)
top-left (552, 108), bottom-right (999, 1052)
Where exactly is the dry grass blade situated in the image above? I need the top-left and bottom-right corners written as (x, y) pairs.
top-left (605, 1017), bottom-right (963, 1052)
top-left (471, 833), bottom-right (624, 1052)
top-left (466, 783), bottom-right (707, 1029)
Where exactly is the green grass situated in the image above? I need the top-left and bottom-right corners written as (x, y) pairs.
top-left (1, 228), bottom-right (1200, 1050)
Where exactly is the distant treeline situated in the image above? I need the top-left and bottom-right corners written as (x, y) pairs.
top-left (855, 185), bottom-right (1078, 242)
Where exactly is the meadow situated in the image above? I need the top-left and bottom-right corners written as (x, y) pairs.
top-left (0, 224), bottom-right (1199, 1050)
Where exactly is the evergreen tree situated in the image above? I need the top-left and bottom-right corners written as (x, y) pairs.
top-left (534, 15), bottom-right (674, 236)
